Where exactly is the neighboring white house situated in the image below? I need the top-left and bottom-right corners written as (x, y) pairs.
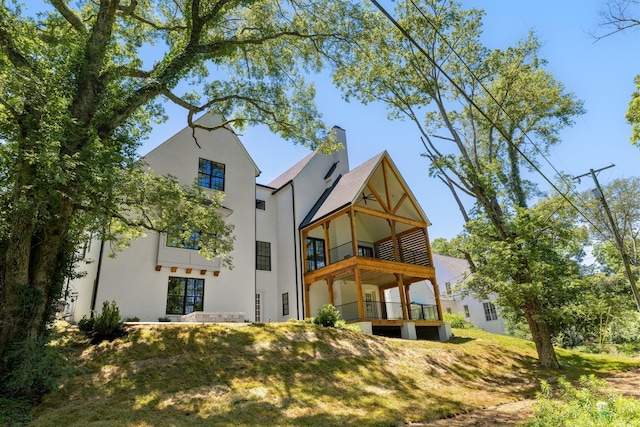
top-left (66, 115), bottom-right (451, 340)
top-left (386, 254), bottom-right (506, 335)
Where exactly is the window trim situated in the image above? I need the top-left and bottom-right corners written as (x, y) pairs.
top-left (282, 292), bottom-right (289, 316)
top-left (166, 277), bottom-right (205, 315)
top-left (256, 241), bottom-right (271, 271)
top-left (306, 237), bottom-right (326, 271)
top-left (483, 301), bottom-right (498, 321)
top-left (197, 158), bottom-right (225, 191)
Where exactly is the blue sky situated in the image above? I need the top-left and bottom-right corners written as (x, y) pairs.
top-left (138, 1), bottom-right (639, 240)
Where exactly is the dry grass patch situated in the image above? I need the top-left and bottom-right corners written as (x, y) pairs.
top-left (29, 323), bottom-right (640, 427)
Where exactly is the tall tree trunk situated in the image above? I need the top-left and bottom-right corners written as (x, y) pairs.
top-left (523, 297), bottom-right (560, 368)
top-left (0, 187), bottom-right (71, 396)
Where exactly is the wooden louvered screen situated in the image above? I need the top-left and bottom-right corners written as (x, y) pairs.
top-left (374, 228), bottom-right (431, 267)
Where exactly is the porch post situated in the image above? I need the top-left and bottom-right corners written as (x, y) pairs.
top-left (304, 282), bottom-right (311, 319)
top-left (390, 221), bottom-right (401, 262)
top-left (355, 267), bottom-right (365, 320)
top-left (405, 284), bottom-right (413, 320)
top-left (430, 278), bottom-right (444, 321)
top-left (301, 229), bottom-right (309, 273)
top-left (324, 221), bottom-right (331, 265)
top-left (378, 287), bottom-right (387, 320)
top-left (395, 273), bottom-right (408, 320)
top-left (349, 209), bottom-right (358, 257)
top-left (327, 277), bottom-right (335, 306)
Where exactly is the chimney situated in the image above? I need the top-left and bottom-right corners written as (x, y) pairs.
top-left (332, 125), bottom-right (349, 171)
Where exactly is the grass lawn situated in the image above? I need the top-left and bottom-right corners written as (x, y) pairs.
top-left (24, 322), bottom-right (640, 426)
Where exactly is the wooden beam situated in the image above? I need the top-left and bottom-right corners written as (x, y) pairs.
top-left (355, 268), bottom-right (365, 320)
top-left (304, 283), bottom-right (311, 319)
top-left (353, 204), bottom-right (427, 229)
top-left (213, 271), bottom-right (220, 277)
top-left (393, 193), bottom-right (408, 214)
top-left (323, 221), bottom-right (331, 265)
top-left (382, 157), bottom-right (392, 209)
top-left (349, 208), bottom-right (358, 257)
top-left (430, 278), bottom-right (444, 322)
top-left (396, 273), bottom-right (408, 320)
top-left (170, 266), bottom-right (177, 273)
top-left (385, 156), bottom-right (424, 219)
top-left (299, 205), bottom-right (350, 234)
top-left (304, 256), bottom-right (357, 283)
top-left (186, 268), bottom-right (192, 274)
top-left (366, 182), bottom-right (389, 213)
top-left (327, 277), bottom-right (335, 306)
top-left (301, 229), bottom-right (309, 273)
top-left (200, 269), bottom-right (207, 275)
top-left (155, 265), bottom-right (162, 272)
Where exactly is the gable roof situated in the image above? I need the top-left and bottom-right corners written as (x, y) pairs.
top-left (268, 151), bottom-right (316, 189)
top-left (299, 153), bottom-right (385, 229)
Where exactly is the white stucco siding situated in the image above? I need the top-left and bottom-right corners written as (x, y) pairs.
top-left (66, 238), bottom-right (103, 321)
top-left (273, 185), bottom-right (299, 320)
top-left (255, 185), bottom-right (278, 322)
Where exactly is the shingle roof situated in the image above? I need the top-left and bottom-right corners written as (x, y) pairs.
top-left (267, 151), bottom-right (316, 189)
top-left (300, 152), bottom-right (385, 228)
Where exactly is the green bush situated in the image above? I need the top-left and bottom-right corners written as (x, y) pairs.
top-left (124, 316), bottom-right (140, 322)
top-left (443, 312), bottom-right (475, 329)
top-left (524, 375), bottom-right (640, 426)
top-left (314, 304), bottom-right (340, 327)
top-left (77, 315), bottom-right (94, 333)
top-left (158, 316), bottom-right (171, 322)
top-left (92, 300), bottom-right (124, 336)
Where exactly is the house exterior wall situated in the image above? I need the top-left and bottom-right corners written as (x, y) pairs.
top-left (69, 116), bottom-right (261, 322)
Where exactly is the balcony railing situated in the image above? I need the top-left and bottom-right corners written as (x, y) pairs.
top-left (326, 241), bottom-right (431, 268)
top-left (334, 301), bottom-right (439, 322)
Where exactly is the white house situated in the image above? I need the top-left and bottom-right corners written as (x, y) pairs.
top-left (386, 254), bottom-right (506, 335)
top-left (66, 115), bottom-right (451, 340)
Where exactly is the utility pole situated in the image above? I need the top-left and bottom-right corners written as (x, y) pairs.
top-left (574, 165), bottom-right (640, 312)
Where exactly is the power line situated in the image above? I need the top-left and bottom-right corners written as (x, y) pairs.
top-left (368, 0), bottom-right (604, 234)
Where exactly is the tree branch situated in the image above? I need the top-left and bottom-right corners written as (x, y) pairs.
top-left (49, 0), bottom-right (87, 35)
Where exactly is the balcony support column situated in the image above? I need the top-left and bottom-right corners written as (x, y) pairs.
top-left (395, 273), bottom-right (408, 320)
top-left (378, 287), bottom-right (388, 320)
top-left (430, 278), bottom-right (444, 321)
top-left (304, 283), bottom-right (311, 319)
top-left (323, 221), bottom-right (331, 265)
top-left (349, 209), bottom-right (358, 257)
top-left (327, 277), bottom-right (335, 306)
top-left (405, 284), bottom-right (413, 320)
top-left (355, 267), bottom-right (365, 320)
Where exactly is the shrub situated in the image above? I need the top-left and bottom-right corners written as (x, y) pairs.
top-left (524, 375), bottom-right (640, 426)
top-left (124, 316), bottom-right (140, 322)
top-left (443, 312), bottom-right (474, 329)
top-left (158, 316), bottom-right (171, 322)
top-left (93, 301), bottom-right (124, 336)
top-left (314, 304), bottom-right (340, 327)
top-left (77, 316), bottom-right (94, 333)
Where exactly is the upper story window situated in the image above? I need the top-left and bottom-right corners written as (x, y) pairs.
top-left (256, 199), bottom-right (266, 210)
top-left (306, 237), bottom-right (325, 271)
top-left (198, 158), bottom-right (225, 191)
top-left (256, 241), bottom-right (271, 271)
top-left (166, 231), bottom-right (200, 250)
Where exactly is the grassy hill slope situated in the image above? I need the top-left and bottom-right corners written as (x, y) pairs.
top-left (30, 323), bottom-right (639, 427)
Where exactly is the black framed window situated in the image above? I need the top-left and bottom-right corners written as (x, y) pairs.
top-left (483, 302), bottom-right (498, 321)
top-left (256, 241), bottom-right (271, 271)
top-left (358, 245), bottom-right (374, 257)
top-left (306, 237), bottom-right (325, 271)
top-left (282, 292), bottom-right (289, 316)
top-left (166, 277), bottom-right (204, 315)
top-left (463, 305), bottom-right (470, 318)
top-left (166, 231), bottom-right (200, 250)
top-left (256, 199), bottom-right (266, 210)
top-left (198, 158), bottom-right (225, 191)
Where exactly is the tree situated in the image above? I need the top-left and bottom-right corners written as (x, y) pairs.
top-left (583, 176), bottom-right (640, 273)
top-left (594, 0), bottom-right (640, 145)
top-left (0, 0), bottom-right (360, 397)
top-left (333, 0), bottom-right (584, 367)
